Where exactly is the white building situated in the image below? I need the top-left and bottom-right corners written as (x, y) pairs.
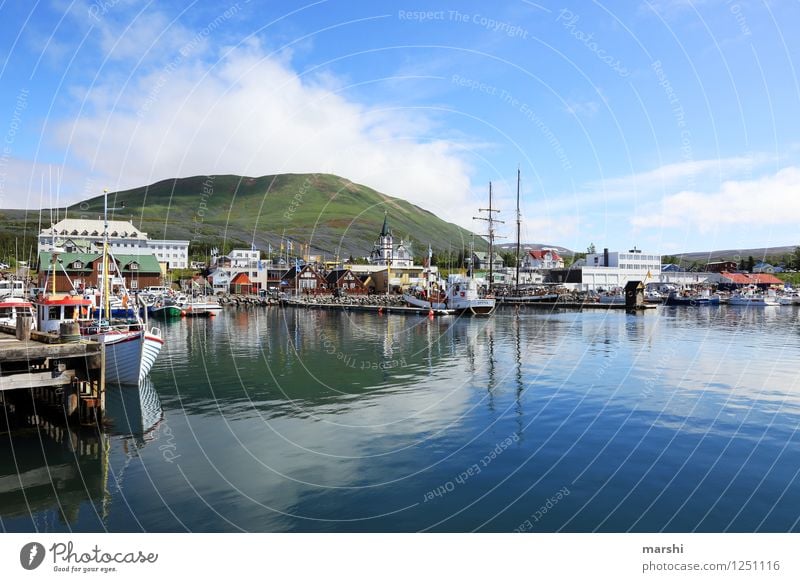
top-left (146, 239), bottom-right (189, 269)
top-left (38, 218), bottom-right (189, 270)
top-left (580, 248), bottom-right (662, 291)
top-left (369, 213), bottom-right (413, 268)
top-left (211, 248), bottom-right (268, 293)
top-left (522, 249), bottom-right (565, 270)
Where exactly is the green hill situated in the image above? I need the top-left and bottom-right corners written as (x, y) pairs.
top-left (1, 173), bottom-right (484, 261)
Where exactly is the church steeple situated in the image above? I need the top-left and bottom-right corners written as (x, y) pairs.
top-left (380, 211), bottom-right (389, 237)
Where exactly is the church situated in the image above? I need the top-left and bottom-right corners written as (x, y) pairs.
top-left (369, 212), bottom-right (413, 268)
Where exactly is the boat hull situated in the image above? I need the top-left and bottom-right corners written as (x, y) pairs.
top-left (150, 305), bottom-right (182, 319)
top-left (94, 331), bottom-right (144, 385)
top-left (665, 293), bottom-right (720, 306)
top-left (402, 294), bottom-right (447, 310)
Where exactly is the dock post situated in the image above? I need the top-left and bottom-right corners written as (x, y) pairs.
top-left (15, 312), bottom-right (32, 341)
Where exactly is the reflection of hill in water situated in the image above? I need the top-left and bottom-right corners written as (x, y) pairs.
top-left (152, 309), bottom-right (519, 416)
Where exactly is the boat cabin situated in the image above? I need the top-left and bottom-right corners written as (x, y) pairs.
top-left (35, 294), bottom-right (94, 333)
top-left (0, 298), bottom-right (36, 329)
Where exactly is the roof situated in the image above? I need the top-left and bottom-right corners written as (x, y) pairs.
top-left (38, 251), bottom-right (161, 273)
top-left (720, 271), bottom-right (783, 285)
top-left (326, 269), bottom-right (362, 285)
top-left (528, 249), bottom-right (562, 261)
top-left (230, 272), bottom-right (251, 284)
top-left (41, 218), bottom-right (147, 238)
top-left (380, 212), bottom-right (389, 236)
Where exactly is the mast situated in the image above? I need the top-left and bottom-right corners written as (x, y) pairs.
top-left (474, 182), bottom-right (503, 290)
top-left (515, 167), bottom-right (521, 291)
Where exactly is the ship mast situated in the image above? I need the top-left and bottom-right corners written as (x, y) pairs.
top-left (474, 182), bottom-right (504, 291)
top-left (515, 167), bottom-right (521, 291)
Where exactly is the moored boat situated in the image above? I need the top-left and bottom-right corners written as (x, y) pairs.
top-left (0, 297), bottom-right (36, 329)
top-left (664, 291), bottom-right (720, 306)
top-left (446, 275), bottom-right (495, 316)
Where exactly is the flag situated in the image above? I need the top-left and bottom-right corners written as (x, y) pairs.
top-left (251, 242), bottom-right (256, 252)
top-left (287, 241), bottom-right (293, 252)
top-left (268, 244), bottom-right (272, 254)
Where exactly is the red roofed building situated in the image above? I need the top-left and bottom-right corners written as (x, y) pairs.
top-left (522, 249), bottom-right (564, 270)
top-left (230, 272), bottom-right (256, 295)
top-left (720, 271), bottom-right (783, 288)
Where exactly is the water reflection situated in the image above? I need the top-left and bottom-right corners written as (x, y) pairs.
top-left (1, 380), bottom-right (165, 531)
top-left (4, 305), bottom-right (800, 532)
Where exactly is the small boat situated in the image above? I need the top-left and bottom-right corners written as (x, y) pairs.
top-left (664, 291), bottom-right (720, 306)
top-left (181, 296), bottom-right (223, 317)
top-left (778, 292), bottom-right (800, 306)
top-left (147, 295), bottom-right (183, 319)
top-left (728, 293), bottom-right (780, 306)
top-left (0, 297), bottom-right (36, 329)
top-left (598, 292), bottom-right (625, 305)
top-left (644, 290), bottom-right (663, 303)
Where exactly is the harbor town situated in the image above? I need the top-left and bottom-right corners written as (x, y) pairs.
top-left (2, 190), bottom-right (799, 429)
top-left (3, 3), bottom-right (800, 563)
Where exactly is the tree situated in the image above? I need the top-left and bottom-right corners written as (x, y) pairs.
top-left (587, 242), bottom-right (596, 254)
top-left (501, 251), bottom-right (518, 268)
top-left (662, 255), bottom-right (679, 265)
top-left (793, 246), bottom-right (800, 270)
top-left (746, 255), bottom-right (755, 272)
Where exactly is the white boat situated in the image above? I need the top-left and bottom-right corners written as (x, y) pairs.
top-left (728, 293), bottom-right (780, 306)
top-left (778, 293), bottom-right (800, 305)
top-left (35, 190), bottom-right (165, 384)
top-left (644, 290), bottom-right (663, 303)
top-left (598, 292), bottom-right (625, 304)
top-left (0, 279), bottom-right (26, 299)
top-left (0, 297), bottom-right (36, 329)
top-left (181, 296), bottom-right (223, 317)
top-left (33, 293), bottom-right (164, 384)
top-left (445, 275), bottom-right (496, 315)
top-left (402, 293), bottom-right (447, 310)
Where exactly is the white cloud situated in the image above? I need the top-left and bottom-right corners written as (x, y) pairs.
top-left (631, 165), bottom-right (800, 232)
top-left (52, 37), bottom-right (478, 226)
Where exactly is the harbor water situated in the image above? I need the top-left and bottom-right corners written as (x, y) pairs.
top-left (3, 305), bottom-right (800, 532)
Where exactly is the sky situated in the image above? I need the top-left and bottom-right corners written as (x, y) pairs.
top-left (1, 0), bottom-right (798, 254)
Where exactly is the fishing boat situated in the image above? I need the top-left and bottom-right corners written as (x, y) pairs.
top-left (0, 297), bottom-right (36, 329)
top-left (148, 296), bottom-right (183, 319)
top-left (446, 275), bottom-right (496, 315)
top-left (36, 190), bottom-right (164, 384)
top-left (664, 291), bottom-right (720, 306)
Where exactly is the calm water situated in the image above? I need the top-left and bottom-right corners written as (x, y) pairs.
top-left (3, 305), bottom-right (800, 532)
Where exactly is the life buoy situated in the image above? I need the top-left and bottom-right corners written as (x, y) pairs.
top-left (460, 292), bottom-right (465, 298)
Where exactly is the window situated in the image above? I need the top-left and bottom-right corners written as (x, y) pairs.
top-left (130, 280), bottom-right (138, 289)
top-left (73, 261), bottom-right (83, 269)
top-left (129, 262), bottom-right (139, 270)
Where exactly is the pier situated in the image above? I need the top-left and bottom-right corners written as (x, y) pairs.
top-left (0, 321), bottom-right (105, 425)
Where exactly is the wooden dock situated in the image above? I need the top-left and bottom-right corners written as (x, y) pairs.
top-left (0, 324), bottom-right (105, 425)
top-left (282, 300), bottom-right (455, 316)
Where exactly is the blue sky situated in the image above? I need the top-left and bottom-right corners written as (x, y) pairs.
top-left (1, 0), bottom-right (799, 254)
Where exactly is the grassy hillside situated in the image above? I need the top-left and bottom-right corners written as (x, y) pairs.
top-left (2, 174), bottom-right (485, 260)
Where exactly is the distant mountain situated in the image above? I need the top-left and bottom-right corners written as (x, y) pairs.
top-left (0, 174), bottom-right (483, 259)
top-left (665, 245), bottom-right (799, 264)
